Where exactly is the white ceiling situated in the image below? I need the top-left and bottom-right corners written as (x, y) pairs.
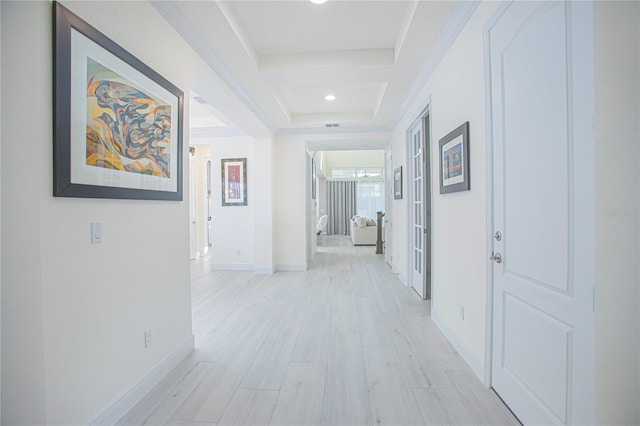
top-left (163, 0), bottom-right (459, 148)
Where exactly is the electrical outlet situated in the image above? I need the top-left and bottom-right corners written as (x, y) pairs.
top-left (460, 306), bottom-right (465, 320)
top-left (144, 329), bottom-right (152, 348)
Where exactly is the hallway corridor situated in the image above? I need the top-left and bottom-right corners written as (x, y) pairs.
top-left (119, 236), bottom-right (518, 425)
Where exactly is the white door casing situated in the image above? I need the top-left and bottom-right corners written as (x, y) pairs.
top-left (384, 148), bottom-right (393, 266)
top-left (487, 2), bottom-right (595, 425)
top-left (409, 119), bottom-right (425, 298)
top-left (189, 155), bottom-right (197, 260)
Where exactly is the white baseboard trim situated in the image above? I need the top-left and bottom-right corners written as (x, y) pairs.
top-left (276, 263), bottom-right (307, 272)
top-left (88, 335), bottom-right (194, 425)
top-left (254, 266), bottom-right (275, 274)
top-left (396, 271), bottom-right (408, 287)
top-left (431, 307), bottom-right (484, 381)
top-left (210, 263), bottom-right (254, 271)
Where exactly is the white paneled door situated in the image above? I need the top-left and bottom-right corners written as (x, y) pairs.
top-left (409, 119), bottom-right (425, 299)
top-left (487, 2), bottom-right (595, 425)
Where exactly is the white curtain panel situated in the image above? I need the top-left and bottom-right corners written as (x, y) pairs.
top-left (327, 181), bottom-right (356, 235)
top-left (355, 181), bottom-right (385, 219)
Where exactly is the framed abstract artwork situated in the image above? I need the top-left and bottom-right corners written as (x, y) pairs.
top-left (221, 158), bottom-right (247, 206)
top-left (439, 122), bottom-right (470, 194)
top-left (53, 2), bottom-right (184, 200)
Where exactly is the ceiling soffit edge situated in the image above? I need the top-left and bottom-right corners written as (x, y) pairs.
top-left (276, 125), bottom-right (392, 137)
top-left (373, 83), bottom-right (390, 120)
top-left (259, 49), bottom-right (395, 71)
top-left (291, 112), bottom-right (373, 125)
top-left (216, 0), bottom-right (259, 67)
top-left (151, 1), bottom-right (275, 131)
top-left (392, 0), bottom-right (481, 129)
top-left (394, 1), bottom-right (420, 63)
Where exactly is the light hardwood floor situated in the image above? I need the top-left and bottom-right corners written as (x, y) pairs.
top-left (119, 236), bottom-right (519, 426)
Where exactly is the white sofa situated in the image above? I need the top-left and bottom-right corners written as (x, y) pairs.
top-left (350, 217), bottom-right (378, 246)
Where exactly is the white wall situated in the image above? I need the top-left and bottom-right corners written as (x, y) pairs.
top-left (275, 135), bottom-right (308, 271)
top-left (390, 1), bottom-right (498, 377)
top-left (1, 1), bottom-right (197, 423)
top-left (594, 1), bottom-right (640, 424)
top-left (323, 149), bottom-right (385, 172)
top-left (253, 137), bottom-right (276, 274)
top-left (208, 138), bottom-right (256, 269)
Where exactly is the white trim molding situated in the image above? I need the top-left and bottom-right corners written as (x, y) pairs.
top-left (88, 335), bottom-right (194, 425)
top-left (431, 307), bottom-right (484, 381)
top-left (276, 263), bottom-right (308, 272)
top-left (254, 266), bottom-right (275, 275)
top-left (210, 263), bottom-right (255, 272)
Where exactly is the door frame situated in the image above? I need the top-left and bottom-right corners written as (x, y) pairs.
top-left (406, 102), bottom-right (432, 300)
top-left (189, 153), bottom-right (197, 260)
top-left (482, 4), bottom-right (597, 416)
top-left (384, 147), bottom-right (393, 266)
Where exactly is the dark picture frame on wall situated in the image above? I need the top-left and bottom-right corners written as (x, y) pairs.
top-left (221, 158), bottom-right (247, 206)
top-left (439, 122), bottom-right (470, 194)
top-left (394, 166), bottom-right (403, 199)
top-left (53, 2), bottom-right (184, 200)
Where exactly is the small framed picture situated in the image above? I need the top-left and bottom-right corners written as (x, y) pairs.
top-left (221, 158), bottom-right (247, 206)
top-left (439, 122), bottom-right (470, 194)
top-left (394, 166), bottom-right (403, 199)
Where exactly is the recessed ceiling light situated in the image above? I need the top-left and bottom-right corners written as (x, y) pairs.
top-left (310, 0), bottom-right (327, 4)
top-left (325, 94), bottom-right (336, 101)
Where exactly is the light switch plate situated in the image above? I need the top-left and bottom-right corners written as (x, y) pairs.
top-left (91, 222), bottom-right (103, 244)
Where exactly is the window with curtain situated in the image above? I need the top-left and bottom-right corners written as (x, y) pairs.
top-left (356, 181), bottom-right (385, 219)
top-left (327, 181), bottom-right (356, 235)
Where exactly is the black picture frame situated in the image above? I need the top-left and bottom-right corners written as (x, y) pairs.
top-left (53, 2), bottom-right (184, 200)
top-left (221, 158), bottom-right (248, 206)
top-left (439, 122), bottom-right (470, 194)
top-left (394, 166), bottom-right (403, 199)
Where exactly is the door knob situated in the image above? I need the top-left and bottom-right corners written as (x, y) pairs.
top-left (490, 252), bottom-right (502, 263)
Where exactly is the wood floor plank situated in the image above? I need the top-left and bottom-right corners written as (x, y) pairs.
top-left (174, 308), bottom-right (276, 423)
top-left (357, 297), bottom-right (396, 348)
top-left (320, 332), bottom-right (373, 425)
top-left (217, 388), bottom-right (279, 426)
top-left (115, 361), bottom-right (203, 426)
top-left (330, 292), bottom-right (359, 333)
top-left (447, 370), bottom-right (520, 425)
top-left (166, 420), bottom-right (216, 426)
top-left (384, 311), bottom-right (448, 389)
top-left (290, 302), bottom-right (331, 364)
top-left (363, 347), bottom-right (425, 425)
top-left (412, 387), bottom-right (477, 425)
top-left (240, 302), bottom-right (306, 389)
top-left (269, 363), bottom-right (326, 425)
